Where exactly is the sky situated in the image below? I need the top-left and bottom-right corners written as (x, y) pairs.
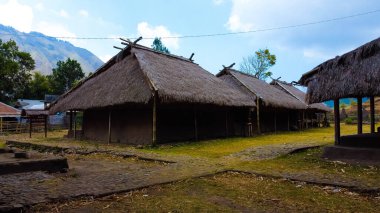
top-left (0, 0), bottom-right (379, 83)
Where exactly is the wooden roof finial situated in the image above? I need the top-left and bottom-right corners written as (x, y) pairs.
top-left (189, 53), bottom-right (195, 61)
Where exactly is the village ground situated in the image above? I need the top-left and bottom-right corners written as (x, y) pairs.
top-left (1, 125), bottom-right (380, 212)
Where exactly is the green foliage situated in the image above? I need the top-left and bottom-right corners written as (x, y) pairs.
top-left (344, 117), bottom-right (356, 125)
top-left (340, 103), bottom-right (347, 109)
top-left (151, 37), bottom-right (170, 54)
top-left (49, 58), bottom-right (85, 95)
top-left (240, 48), bottom-right (276, 80)
top-left (0, 39), bottom-right (35, 103)
top-left (29, 71), bottom-right (52, 99)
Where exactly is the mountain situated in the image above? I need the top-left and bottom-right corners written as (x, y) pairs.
top-left (0, 24), bottom-right (103, 75)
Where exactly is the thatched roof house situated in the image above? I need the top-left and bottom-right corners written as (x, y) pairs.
top-left (216, 68), bottom-right (306, 109)
top-left (50, 45), bottom-right (254, 113)
top-left (299, 37), bottom-right (380, 104)
top-left (216, 68), bottom-right (307, 133)
top-left (49, 44), bottom-right (255, 144)
top-left (270, 80), bottom-right (331, 112)
top-left (299, 37), bottom-right (380, 152)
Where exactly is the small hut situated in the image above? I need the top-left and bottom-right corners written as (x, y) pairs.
top-left (216, 68), bottom-right (307, 133)
top-left (0, 102), bottom-right (21, 134)
top-left (299, 37), bottom-right (380, 162)
top-left (271, 80), bottom-right (331, 127)
top-left (49, 43), bottom-right (255, 145)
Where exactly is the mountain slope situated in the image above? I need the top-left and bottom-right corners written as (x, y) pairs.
top-left (0, 24), bottom-right (103, 74)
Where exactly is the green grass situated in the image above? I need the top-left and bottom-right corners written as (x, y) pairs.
top-left (33, 172), bottom-right (379, 213)
top-left (235, 147), bottom-right (380, 188)
top-left (142, 124), bottom-right (370, 158)
top-left (0, 141), bottom-right (5, 148)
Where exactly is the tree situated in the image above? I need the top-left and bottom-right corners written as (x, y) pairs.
top-left (151, 37), bottom-right (170, 54)
top-left (0, 39), bottom-right (35, 103)
top-left (29, 71), bottom-right (52, 99)
top-left (49, 58), bottom-right (84, 95)
top-left (239, 48), bottom-right (276, 80)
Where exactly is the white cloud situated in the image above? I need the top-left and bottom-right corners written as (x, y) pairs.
top-left (100, 54), bottom-right (113, 62)
top-left (137, 22), bottom-right (180, 50)
top-left (35, 2), bottom-right (44, 11)
top-left (213, 0), bottom-right (224, 5)
top-left (0, 0), bottom-right (34, 32)
top-left (59, 9), bottom-right (69, 18)
top-left (226, 14), bottom-right (253, 32)
top-left (79, 9), bottom-right (89, 18)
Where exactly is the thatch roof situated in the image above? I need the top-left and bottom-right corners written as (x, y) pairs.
top-left (0, 102), bottom-right (20, 117)
top-left (216, 68), bottom-right (307, 109)
top-left (49, 45), bottom-right (255, 113)
top-left (271, 80), bottom-right (331, 112)
top-left (299, 37), bottom-right (380, 103)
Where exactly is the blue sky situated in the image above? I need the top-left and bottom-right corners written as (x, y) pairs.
top-left (0, 0), bottom-right (379, 83)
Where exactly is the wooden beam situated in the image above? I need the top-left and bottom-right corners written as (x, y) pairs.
top-left (370, 96), bottom-right (375, 133)
top-left (334, 99), bottom-right (341, 145)
top-left (152, 94), bottom-right (157, 145)
top-left (194, 107), bottom-right (198, 141)
top-left (29, 117), bottom-right (32, 138)
top-left (357, 97), bottom-right (363, 134)
top-left (69, 110), bottom-right (73, 131)
top-left (108, 109), bottom-right (112, 144)
top-left (44, 115), bottom-right (47, 138)
top-left (256, 98), bottom-right (261, 134)
top-left (287, 111), bottom-right (290, 131)
top-left (225, 108), bottom-right (228, 138)
top-left (74, 111), bottom-right (77, 139)
top-left (274, 109), bottom-right (277, 133)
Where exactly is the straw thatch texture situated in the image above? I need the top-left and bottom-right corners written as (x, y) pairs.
top-left (217, 68), bottom-right (306, 109)
top-left (50, 45), bottom-right (255, 113)
top-left (272, 81), bottom-right (331, 112)
top-left (299, 37), bottom-right (380, 103)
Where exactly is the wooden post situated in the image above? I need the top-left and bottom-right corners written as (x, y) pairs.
top-left (194, 107), bottom-right (198, 141)
top-left (334, 99), bottom-right (341, 145)
top-left (0, 117), bottom-right (2, 135)
top-left (152, 94), bottom-right (157, 145)
top-left (29, 117), bottom-right (32, 138)
top-left (73, 111), bottom-right (77, 139)
top-left (225, 108), bottom-right (228, 138)
top-left (287, 111), bottom-right (290, 131)
top-left (108, 109), bottom-right (112, 144)
top-left (357, 97), bottom-right (363, 134)
top-left (305, 112), bottom-right (309, 129)
top-left (370, 96), bottom-right (375, 133)
top-left (256, 98), bottom-right (261, 134)
top-left (69, 110), bottom-right (73, 131)
top-left (302, 111), bottom-right (305, 130)
top-left (274, 109), bottom-right (277, 133)
top-left (44, 115), bottom-right (47, 138)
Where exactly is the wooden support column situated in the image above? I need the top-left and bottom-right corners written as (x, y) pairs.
top-left (29, 117), bottom-right (32, 138)
top-left (108, 109), bottom-right (112, 144)
top-left (152, 94), bottom-right (157, 145)
top-left (370, 96), bottom-right (375, 133)
top-left (256, 98), bottom-right (261, 134)
top-left (302, 111), bottom-right (305, 130)
top-left (69, 110), bottom-right (73, 131)
top-left (334, 99), bottom-right (341, 145)
top-left (287, 111), bottom-right (290, 131)
top-left (73, 111), bottom-right (77, 139)
top-left (305, 112), bottom-right (309, 129)
top-left (194, 107), bottom-right (198, 141)
top-left (274, 109), bottom-right (277, 133)
top-left (0, 117), bottom-right (3, 135)
top-left (44, 115), bottom-right (47, 138)
top-left (357, 97), bottom-right (363, 134)
top-left (225, 109), bottom-right (228, 138)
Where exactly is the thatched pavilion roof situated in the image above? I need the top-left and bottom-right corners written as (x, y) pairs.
top-left (299, 37), bottom-right (380, 104)
top-left (49, 45), bottom-right (255, 113)
top-left (216, 68), bottom-right (306, 109)
top-left (271, 80), bottom-right (331, 112)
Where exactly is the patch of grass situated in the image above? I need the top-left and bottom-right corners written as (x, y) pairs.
top-left (32, 172), bottom-right (380, 212)
top-left (143, 124), bottom-right (370, 158)
top-left (236, 147), bottom-right (380, 188)
top-left (0, 141), bottom-right (5, 148)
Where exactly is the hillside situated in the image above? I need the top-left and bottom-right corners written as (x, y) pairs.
top-left (0, 24), bottom-right (103, 74)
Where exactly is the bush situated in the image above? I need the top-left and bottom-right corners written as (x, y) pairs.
top-left (345, 117), bottom-right (355, 125)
